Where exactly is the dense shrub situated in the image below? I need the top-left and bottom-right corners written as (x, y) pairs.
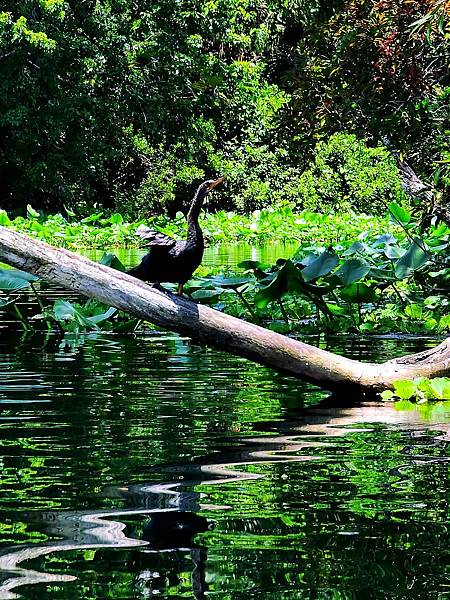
top-left (293, 133), bottom-right (407, 214)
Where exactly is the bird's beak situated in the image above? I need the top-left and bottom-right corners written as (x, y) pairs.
top-left (208, 176), bottom-right (225, 190)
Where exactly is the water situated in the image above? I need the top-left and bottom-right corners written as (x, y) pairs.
top-left (0, 244), bottom-right (449, 599)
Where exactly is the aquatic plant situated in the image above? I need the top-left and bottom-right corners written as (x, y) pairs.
top-left (185, 202), bottom-right (449, 335)
top-left (381, 378), bottom-right (450, 402)
top-left (0, 205), bottom-right (394, 249)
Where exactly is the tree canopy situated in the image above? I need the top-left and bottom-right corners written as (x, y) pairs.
top-left (1, 1), bottom-right (449, 216)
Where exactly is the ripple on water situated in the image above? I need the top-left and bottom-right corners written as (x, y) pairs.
top-left (0, 309), bottom-right (448, 597)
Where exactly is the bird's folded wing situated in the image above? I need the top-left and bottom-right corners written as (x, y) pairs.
top-left (135, 225), bottom-right (177, 248)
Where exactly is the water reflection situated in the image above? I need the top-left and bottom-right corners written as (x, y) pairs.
top-left (81, 241), bottom-right (300, 271)
top-left (0, 315), bottom-right (448, 597)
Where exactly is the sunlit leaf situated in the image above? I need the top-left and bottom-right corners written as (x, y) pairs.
top-left (109, 213), bottom-right (124, 225)
top-left (81, 212), bottom-right (103, 224)
top-left (393, 380), bottom-right (417, 400)
top-left (26, 204), bottom-right (40, 219)
top-left (0, 210), bottom-right (11, 226)
top-left (388, 202), bottom-right (411, 226)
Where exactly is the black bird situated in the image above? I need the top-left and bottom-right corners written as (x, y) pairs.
top-left (128, 177), bottom-right (224, 293)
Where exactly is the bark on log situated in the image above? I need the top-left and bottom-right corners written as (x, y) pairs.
top-left (0, 226), bottom-right (449, 392)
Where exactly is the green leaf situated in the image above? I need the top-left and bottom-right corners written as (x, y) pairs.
top-left (372, 234), bottom-right (397, 247)
top-left (53, 300), bottom-right (97, 330)
top-left (81, 212), bottom-right (103, 224)
top-left (238, 260), bottom-right (267, 279)
top-left (404, 303), bottom-right (423, 319)
top-left (211, 276), bottom-right (249, 289)
top-left (0, 268), bottom-right (36, 292)
top-left (254, 260), bottom-right (307, 309)
top-left (191, 289), bottom-right (223, 302)
top-left (326, 303), bottom-right (347, 316)
top-left (109, 213), bottom-right (124, 225)
top-left (0, 296), bottom-right (15, 309)
top-left (301, 250), bottom-right (339, 282)
top-left (88, 306), bottom-right (117, 325)
top-left (99, 253), bottom-right (126, 272)
top-left (64, 206), bottom-right (76, 217)
top-left (388, 202), bottom-right (411, 226)
top-left (0, 210), bottom-right (11, 226)
top-left (392, 380), bottom-right (417, 400)
top-left (336, 258), bottom-right (370, 285)
top-left (340, 282), bottom-right (377, 304)
top-left (342, 241), bottom-right (367, 256)
top-left (427, 378), bottom-right (450, 400)
top-left (384, 245), bottom-right (405, 260)
top-left (380, 390), bottom-right (394, 401)
top-left (394, 240), bottom-right (429, 279)
top-left (26, 204), bottom-right (40, 219)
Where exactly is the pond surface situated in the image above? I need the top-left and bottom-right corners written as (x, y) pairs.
top-left (0, 244), bottom-right (449, 599)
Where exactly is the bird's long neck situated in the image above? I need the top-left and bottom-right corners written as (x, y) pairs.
top-left (186, 186), bottom-right (206, 244)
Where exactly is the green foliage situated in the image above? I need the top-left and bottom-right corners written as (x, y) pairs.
top-left (0, 0), bottom-right (291, 215)
top-left (3, 206), bottom-right (393, 248)
top-left (0, 255), bottom-right (135, 333)
top-left (1, 1), bottom-right (423, 217)
top-left (187, 206), bottom-right (450, 335)
top-left (381, 378), bottom-right (450, 403)
top-left (283, 1), bottom-right (450, 177)
top-left (293, 134), bottom-right (408, 214)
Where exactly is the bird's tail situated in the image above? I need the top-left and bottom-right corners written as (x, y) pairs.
top-left (127, 265), bottom-right (146, 280)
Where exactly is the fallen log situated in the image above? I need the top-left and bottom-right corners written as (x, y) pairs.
top-left (0, 226), bottom-right (449, 392)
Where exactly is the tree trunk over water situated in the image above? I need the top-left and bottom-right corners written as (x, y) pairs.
top-left (0, 226), bottom-right (449, 393)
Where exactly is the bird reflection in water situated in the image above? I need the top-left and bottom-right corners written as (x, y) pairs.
top-left (110, 479), bottom-right (212, 599)
top-left (136, 511), bottom-right (210, 599)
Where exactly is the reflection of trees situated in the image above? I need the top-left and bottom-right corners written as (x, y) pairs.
top-left (0, 329), bottom-right (450, 598)
top-left (197, 405), bottom-right (450, 598)
top-left (0, 328), bottom-right (308, 511)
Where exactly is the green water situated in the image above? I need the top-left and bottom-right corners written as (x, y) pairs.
top-left (0, 245), bottom-right (449, 599)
